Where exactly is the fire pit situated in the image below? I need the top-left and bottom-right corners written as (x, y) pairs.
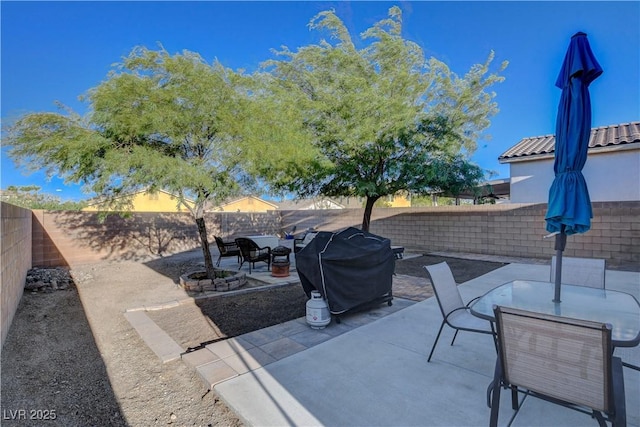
top-left (271, 246), bottom-right (292, 277)
top-left (179, 268), bottom-right (247, 292)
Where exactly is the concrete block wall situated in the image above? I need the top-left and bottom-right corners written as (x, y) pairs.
top-left (1, 202), bottom-right (32, 348)
top-left (24, 201), bottom-right (640, 269)
top-left (281, 201), bottom-right (640, 267)
top-left (32, 210), bottom-right (199, 267)
top-left (206, 211), bottom-right (281, 241)
top-left (31, 210), bottom-right (282, 267)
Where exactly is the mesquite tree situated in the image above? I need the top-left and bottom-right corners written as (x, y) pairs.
top-left (6, 47), bottom-right (247, 278)
top-left (242, 6), bottom-right (507, 231)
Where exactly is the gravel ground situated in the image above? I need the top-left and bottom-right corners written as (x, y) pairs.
top-left (0, 252), bottom-right (508, 426)
top-left (1, 256), bottom-right (243, 427)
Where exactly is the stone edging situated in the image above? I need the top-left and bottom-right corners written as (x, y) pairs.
top-left (179, 269), bottom-right (248, 292)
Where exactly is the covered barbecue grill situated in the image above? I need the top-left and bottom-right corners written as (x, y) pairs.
top-left (296, 227), bottom-right (394, 316)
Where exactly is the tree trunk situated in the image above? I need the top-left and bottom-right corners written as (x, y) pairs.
top-left (361, 196), bottom-right (380, 232)
top-left (195, 217), bottom-right (216, 280)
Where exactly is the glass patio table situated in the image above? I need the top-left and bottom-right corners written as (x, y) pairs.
top-left (471, 280), bottom-right (640, 348)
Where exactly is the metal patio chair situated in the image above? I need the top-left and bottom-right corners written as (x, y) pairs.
top-left (489, 305), bottom-right (626, 427)
top-left (294, 230), bottom-right (318, 253)
top-left (550, 256), bottom-right (606, 288)
top-left (235, 237), bottom-right (271, 274)
top-left (214, 236), bottom-right (241, 267)
top-left (424, 262), bottom-right (494, 362)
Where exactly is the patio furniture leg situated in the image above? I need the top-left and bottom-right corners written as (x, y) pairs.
top-left (612, 357), bottom-right (627, 427)
top-left (511, 387), bottom-right (519, 410)
top-left (450, 329), bottom-right (459, 346)
top-left (427, 320), bottom-right (446, 362)
top-left (486, 379), bottom-right (495, 408)
top-left (489, 360), bottom-right (502, 427)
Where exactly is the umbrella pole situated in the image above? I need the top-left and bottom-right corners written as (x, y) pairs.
top-left (553, 225), bottom-right (567, 303)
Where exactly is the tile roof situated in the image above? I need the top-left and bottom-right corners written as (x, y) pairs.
top-left (499, 121), bottom-right (640, 162)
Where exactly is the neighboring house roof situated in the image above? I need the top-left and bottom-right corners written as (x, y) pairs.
top-left (214, 196), bottom-right (279, 211)
top-left (499, 121), bottom-right (640, 163)
top-left (277, 198), bottom-right (343, 210)
top-left (276, 197), bottom-right (364, 210)
top-left (455, 178), bottom-right (511, 200)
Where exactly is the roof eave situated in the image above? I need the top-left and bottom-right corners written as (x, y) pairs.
top-left (499, 153), bottom-right (555, 164)
top-left (499, 141), bottom-right (640, 164)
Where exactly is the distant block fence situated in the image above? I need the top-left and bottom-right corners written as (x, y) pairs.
top-left (280, 202), bottom-right (639, 266)
top-left (2, 201), bottom-right (638, 348)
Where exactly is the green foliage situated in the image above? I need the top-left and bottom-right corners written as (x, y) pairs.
top-left (4, 46), bottom-right (251, 277)
top-left (1, 186), bottom-right (87, 210)
top-left (5, 46), bottom-right (246, 218)
top-left (3, 4), bottom-right (507, 236)
top-left (410, 195), bottom-right (455, 207)
top-left (242, 6), bottom-right (507, 229)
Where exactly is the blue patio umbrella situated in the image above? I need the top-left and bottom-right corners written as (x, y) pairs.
top-left (545, 32), bottom-right (602, 302)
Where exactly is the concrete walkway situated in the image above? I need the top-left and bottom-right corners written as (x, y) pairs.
top-left (211, 262), bottom-right (639, 427)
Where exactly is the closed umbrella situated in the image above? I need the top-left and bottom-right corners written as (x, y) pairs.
top-left (545, 32), bottom-right (603, 302)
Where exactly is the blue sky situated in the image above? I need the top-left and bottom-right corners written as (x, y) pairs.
top-left (2, 1), bottom-right (639, 201)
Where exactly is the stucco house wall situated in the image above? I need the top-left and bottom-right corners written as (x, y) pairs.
top-left (509, 147), bottom-right (640, 203)
top-left (83, 189), bottom-right (194, 213)
top-left (502, 122), bottom-right (640, 204)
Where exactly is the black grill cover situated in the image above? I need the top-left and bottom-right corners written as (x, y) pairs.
top-left (296, 227), bottom-right (394, 315)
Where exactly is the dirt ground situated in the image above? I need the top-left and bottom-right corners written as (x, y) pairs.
top-left (0, 253), bottom-right (506, 426)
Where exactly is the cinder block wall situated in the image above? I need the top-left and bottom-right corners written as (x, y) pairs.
top-left (281, 201), bottom-right (640, 267)
top-left (31, 210), bottom-right (200, 267)
top-left (31, 210), bottom-right (282, 267)
top-left (28, 201), bottom-right (640, 269)
top-left (1, 202), bottom-right (32, 348)
top-left (205, 211), bottom-right (281, 241)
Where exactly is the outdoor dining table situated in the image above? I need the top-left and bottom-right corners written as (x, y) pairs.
top-left (244, 235), bottom-right (279, 250)
top-left (471, 280), bottom-right (640, 348)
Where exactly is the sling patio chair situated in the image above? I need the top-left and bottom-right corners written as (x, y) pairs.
top-left (423, 262), bottom-right (495, 362)
top-left (550, 256), bottom-right (606, 288)
top-left (214, 236), bottom-right (241, 267)
top-left (235, 237), bottom-right (271, 274)
top-left (488, 305), bottom-right (626, 427)
top-left (294, 230), bottom-right (318, 253)
top-left (550, 256), bottom-right (640, 373)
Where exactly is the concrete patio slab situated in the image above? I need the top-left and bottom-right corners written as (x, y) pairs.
top-left (214, 263), bottom-right (640, 427)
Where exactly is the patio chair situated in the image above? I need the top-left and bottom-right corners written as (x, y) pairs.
top-left (489, 305), bottom-right (626, 427)
top-left (214, 236), bottom-right (241, 267)
top-left (550, 257), bottom-right (639, 376)
top-left (294, 230), bottom-right (318, 253)
top-left (235, 237), bottom-right (271, 274)
top-left (550, 256), bottom-right (606, 288)
top-left (423, 262), bottom-right (494, 362)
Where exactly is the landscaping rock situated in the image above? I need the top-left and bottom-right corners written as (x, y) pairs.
top-left (25, 267), bottom-right (73, 292)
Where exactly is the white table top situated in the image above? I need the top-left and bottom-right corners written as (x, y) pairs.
top-left (244, 235), bottom-right (279, 249)
top-left (471, 280), bottom-right (640, 347)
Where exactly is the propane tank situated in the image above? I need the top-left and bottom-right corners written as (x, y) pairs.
top-left (306, 291), bottom-right (331, 329)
